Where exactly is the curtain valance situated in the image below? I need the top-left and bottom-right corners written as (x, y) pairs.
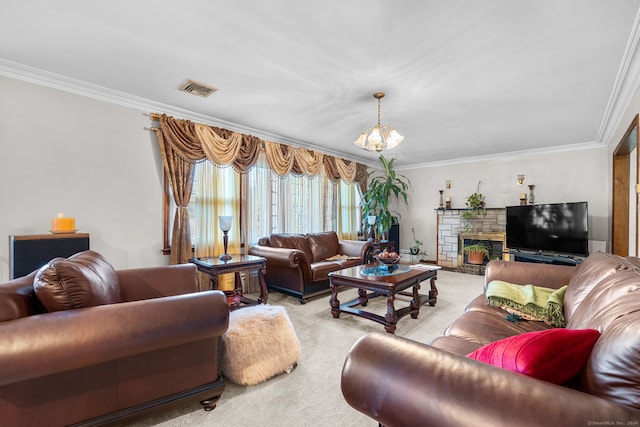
top-left (152, 113), bottom-right (367, 185)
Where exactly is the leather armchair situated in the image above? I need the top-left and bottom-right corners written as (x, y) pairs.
top-left (0, 250), bottom-right (229, 427)
top-left (249, 231), bottom-right (373, 303)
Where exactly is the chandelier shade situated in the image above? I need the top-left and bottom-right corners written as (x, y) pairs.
top-left (354, 92), bottom-right (404, 153)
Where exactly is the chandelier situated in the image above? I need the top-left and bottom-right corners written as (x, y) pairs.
top-left (354, 92), bottom-right (404, 153)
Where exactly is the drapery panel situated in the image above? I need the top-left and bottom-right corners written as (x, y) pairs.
top-left (154, 113), bottom-right (367, 181)
top-left (155, 126), bottom-right (196, 265)
top-left (153, 113), bottom-right (369, 263)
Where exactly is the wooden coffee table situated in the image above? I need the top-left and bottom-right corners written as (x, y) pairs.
top-left (329, 264), bottom-right (439, 334)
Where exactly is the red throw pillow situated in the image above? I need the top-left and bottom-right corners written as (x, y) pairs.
top-left (466, 328), bottom-right (600, 384)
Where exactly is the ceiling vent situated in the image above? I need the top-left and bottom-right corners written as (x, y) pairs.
top-left (179, 79), bottom-right (218, 98)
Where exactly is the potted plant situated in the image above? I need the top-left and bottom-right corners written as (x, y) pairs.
top-left (410, 227), bottom-right (423, 255)
top-left (361, 155), bottom-right (410, 241)
top-left (462, 180), bottom-right (487, 232)
top-left (463, 242), bottom-right (491, 265)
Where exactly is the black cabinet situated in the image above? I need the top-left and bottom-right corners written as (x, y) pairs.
top-left (387, 223), bottom-right (400, 251)
top-left (10, 233), bottom-right (90, 279)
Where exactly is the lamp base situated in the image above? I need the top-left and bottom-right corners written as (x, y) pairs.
top-left (219, 253), bottom-right (232, 261)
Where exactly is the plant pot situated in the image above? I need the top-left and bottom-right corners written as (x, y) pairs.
top-left (467, 250), bottom-right (486, 265)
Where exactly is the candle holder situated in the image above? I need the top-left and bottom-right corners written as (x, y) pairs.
top-left (439, 190), bottom-right (444, 209)
top-left (218, 216), bottom-right (233, 261)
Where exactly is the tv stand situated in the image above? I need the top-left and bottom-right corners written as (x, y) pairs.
top-left (509, 251), bottom-right (584, 266)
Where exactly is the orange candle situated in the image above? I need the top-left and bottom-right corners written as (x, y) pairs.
top-left (51, 213), bottom-right (76, 232)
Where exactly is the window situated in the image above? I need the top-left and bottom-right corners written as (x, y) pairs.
top-left (179, 156), bottom-right (360, 252)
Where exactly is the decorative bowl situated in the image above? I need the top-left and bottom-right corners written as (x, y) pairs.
top-left (374, 255), bottom-right (400, 265)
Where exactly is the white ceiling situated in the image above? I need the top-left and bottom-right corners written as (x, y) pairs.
top-left (1, 0), bottom-right (639, 168)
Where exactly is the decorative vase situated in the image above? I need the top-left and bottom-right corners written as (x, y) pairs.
top-left (528, 185), bottom-right (535, 205)
top-left (439, 190), bottom-right (444, 209)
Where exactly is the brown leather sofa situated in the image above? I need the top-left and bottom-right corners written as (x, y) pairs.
top-left (0, 250), bottom-right (229, 427)
top-left (341, 252), bottom-right (640, 426)
top-left (248, 231), bottom-right (373, 303)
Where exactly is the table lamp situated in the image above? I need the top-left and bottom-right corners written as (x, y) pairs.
top-left (218, 216), bottom-right (233, 261)
top-left (367, 215), bottom-right (377, 242)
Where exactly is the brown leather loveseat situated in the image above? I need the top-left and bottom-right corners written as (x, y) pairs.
top-left (0, 250), bottom-right (229, 427)
top-left (341, 252), bottom-right (640, 426)
top-left (249, 231), bottom-right (373, 303)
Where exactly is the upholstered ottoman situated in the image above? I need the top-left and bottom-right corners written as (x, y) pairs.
top-left (221, 305), bottom-right (301, 386)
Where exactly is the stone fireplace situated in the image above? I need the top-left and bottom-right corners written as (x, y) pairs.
top-left (458, 231), bottom-right (508, 274)
top-left (436, 208), bottom-right (507, 271)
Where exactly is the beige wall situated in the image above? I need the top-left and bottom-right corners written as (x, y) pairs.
top-left (393, 147), bottom-right (609, 261)
top-left (0, 76), bottom-right (167, 281)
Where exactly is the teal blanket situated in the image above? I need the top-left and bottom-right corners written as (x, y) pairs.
top-left (486, 280), bottom-right (567, 327)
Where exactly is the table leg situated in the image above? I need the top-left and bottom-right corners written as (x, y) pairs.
top-left (257, 266), bottom-right (268, 304)
top-left (234, 272), bottom-right (243, 297)
top-left (410, 281), bottom-right (422, 319)
top-left (357, 288), bottom-right (368, 306)
top-left (329, 282), bottom-right (341, 318)
top-left (429, 276), bottom-right (438, 306)
top-left (384, 293), bottom-right (398, 334)
top-left (210, 274), bottom-right (219, 291)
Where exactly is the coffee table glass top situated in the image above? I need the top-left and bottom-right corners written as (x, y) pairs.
top-left (361, 265), bottom-right (411, 276)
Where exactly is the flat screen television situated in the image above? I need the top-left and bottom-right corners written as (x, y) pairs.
top-left (506, 202), bottom-right (589, 257)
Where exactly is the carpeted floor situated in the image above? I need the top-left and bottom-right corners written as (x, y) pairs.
top-left (130, 269), bottom-right (484, 427)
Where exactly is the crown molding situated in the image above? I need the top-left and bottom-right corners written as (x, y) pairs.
top-left (0, 59), bottom-right (377, 168)
top-left (597, 7), bottom-right (640, 147)
top-left (396, 141), bottom-right (604, 171)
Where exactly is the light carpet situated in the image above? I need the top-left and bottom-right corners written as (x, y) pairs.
top-left (130, 269), bottom-right (484, 427)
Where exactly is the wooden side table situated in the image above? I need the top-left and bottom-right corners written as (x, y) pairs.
top-left (190, 254), bottom-right (268, 309)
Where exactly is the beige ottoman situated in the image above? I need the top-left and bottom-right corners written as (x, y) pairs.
top-left (222, 305), bottom-right (301, 386)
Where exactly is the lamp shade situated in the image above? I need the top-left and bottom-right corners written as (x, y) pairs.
top-left (218, 216), bottom-right (232, 232)
top-left (354, 92), bottom-right (404, 153)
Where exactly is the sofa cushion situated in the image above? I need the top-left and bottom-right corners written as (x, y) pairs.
top-left (310, 261), bottom-right (341, 282)
top-left (567, 268), bottom-right (640, 330)
top-left (574, 298), bottom-right (640, 410)
top-left (33, 250), bottom-right (121, 312)
top-left (443, 309), bottom-right (553, 347)
top-left (563, 252), bottom-right (628, 322)
top-left (467, 328), bottom-right (601, 385)
top-left (270, 234), bottom-right (314, 262)
top-left (307, 232), bottom-right (340, 262)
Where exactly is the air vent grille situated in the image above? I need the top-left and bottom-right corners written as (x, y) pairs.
top-left (179, 79), bottom-right (218, 98)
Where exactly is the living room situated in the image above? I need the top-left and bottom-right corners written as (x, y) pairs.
top-left (1, 2), bottom-right (640, 426)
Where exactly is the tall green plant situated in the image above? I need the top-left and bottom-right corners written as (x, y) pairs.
top-left (361, 155), bottom-right (411, 239)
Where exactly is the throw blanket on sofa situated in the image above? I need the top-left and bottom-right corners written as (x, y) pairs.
top-left (486, 280), bottom-right (568, 327)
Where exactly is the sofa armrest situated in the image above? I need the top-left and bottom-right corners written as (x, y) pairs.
top-left (342, 333), bottom-right (640, 427)
top-left (0, 290), bottom-right (229, 386)
top-left (484, 260), bottom-right (576, 292)
top-left (338, 240), bottom-right (373, 259)
top-left (248, 245), bottom-right (309, 269)
top-left (117, 263), bottom-right (200, 301)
